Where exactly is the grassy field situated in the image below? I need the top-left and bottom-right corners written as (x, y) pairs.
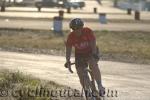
top-left (0, 28), bottom-right (150, 64)
top-left (0, 69), bottom-right (83, 100)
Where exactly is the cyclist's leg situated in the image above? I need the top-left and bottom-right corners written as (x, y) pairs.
top-left (75, 57), bottom-right (88, 88)
top-left (88, 57), bottom-right (105, 96)
top-left (75, 57), bottom-right (92, 99)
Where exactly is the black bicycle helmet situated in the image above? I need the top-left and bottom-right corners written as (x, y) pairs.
top-left (69, 18), bottom-right (84, 30)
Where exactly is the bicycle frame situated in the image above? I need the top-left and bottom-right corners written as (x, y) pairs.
top-left (68, 62), bottom-right (101, 100)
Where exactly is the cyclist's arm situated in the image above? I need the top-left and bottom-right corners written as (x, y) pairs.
top-left (66, 46), bottom-right (72, 62)
top-left (86, 28), bottom-right (97, 55)
top-left (90, 40), bottom-right (97, 55)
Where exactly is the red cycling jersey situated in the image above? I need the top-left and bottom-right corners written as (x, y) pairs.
top-left (66, 27), bottom-right (95, 56)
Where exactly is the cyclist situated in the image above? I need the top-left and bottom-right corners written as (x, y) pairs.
top-left (65, 18), bottom-right (105, 96)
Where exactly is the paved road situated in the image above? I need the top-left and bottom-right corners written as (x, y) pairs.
top-left (1, 0), bottom-right (149, 20)
top-left (1, 7), bottom-right (150, 20)
top-left (0, 0), bottom-right (150, 31)
top-left (0, 51), bottom-right (150, 100)
top-left (1, 18), bottom-right (150, 31)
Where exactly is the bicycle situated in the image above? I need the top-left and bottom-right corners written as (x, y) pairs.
top-left (65, 62), bottom-right (102, 100)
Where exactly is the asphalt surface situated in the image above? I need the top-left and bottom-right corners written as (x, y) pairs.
top-left (1, 18), bottom-right (150, 32)
top-left (0, 51), bottom-right (150, 100)
top-left (0, 1), bottom-right (150, 31)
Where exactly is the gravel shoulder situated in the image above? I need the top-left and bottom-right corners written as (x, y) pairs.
top-left (0, 51), bottom-right (150, 100)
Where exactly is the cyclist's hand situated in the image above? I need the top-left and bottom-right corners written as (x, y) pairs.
top-left (93, 54), bottom-right (100, 61)
top-left (64, 61), bottom-right (74, 73)
top-left (64, 61), bottom-right (71, 68)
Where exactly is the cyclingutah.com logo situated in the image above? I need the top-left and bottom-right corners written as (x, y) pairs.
top-left (0, 86), bottom-right (118, 99)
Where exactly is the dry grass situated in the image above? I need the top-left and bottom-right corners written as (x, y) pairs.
top-left (0, 69), bottom-right (83, 100)
top-left (95, 30), bottom-right (150, 64)
top-left (0, 29), bottom-right (64, 50)
top-left (0, 28), bottom-right (150, 64)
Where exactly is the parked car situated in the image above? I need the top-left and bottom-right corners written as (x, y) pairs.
top-left (35, 0), bottom-right (60, 8)
top-left (35, 0), bottom-right (85, 9)
top-left (64, 0), bottom-right (85, 9)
